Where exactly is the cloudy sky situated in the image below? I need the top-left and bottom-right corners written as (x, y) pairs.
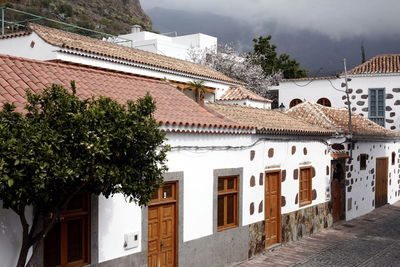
top-left (141, 0), bottom-right (400, 40)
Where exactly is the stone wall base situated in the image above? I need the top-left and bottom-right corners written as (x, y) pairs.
top-left (281, 202), bottom-right (333, 243)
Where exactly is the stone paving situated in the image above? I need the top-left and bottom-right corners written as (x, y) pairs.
top-left (236, 201), bottom-right (400, 266)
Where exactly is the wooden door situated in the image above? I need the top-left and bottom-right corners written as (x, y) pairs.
top-left (375, 157), bottom-right (388, 207)
top-left (331, 161), bottom-right (344, 222)
top-left (265, 171), bottom-right (281, 247)
top-left (148, 183), bottom-right (177, 267)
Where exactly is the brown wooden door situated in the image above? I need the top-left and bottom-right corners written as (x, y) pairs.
top-left (332, 181), bottom-right (342, 222)
top-left (148, 183), bottom-right (177, 267)
top-left (331, 161), bottom-right (344, 222)
top-left (375, 157), bottom-right (388, 207)
top-left (265, 171), bottom-right (281, 247)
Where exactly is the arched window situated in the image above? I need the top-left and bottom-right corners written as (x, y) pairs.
top-left (317, 98), bottom-right (332, 107)
top-left (289, 98), bottom-right (303, 108)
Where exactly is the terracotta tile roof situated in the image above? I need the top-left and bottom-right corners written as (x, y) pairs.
top-left (286, 102), bottom-right (399, 137)
top-left (25, 23), bottom-right (239, 84)
top-left (348, 54), bottom-right (400, 75)
top-left (206, 103), bottom-right (334, 135)
top-left (218, 87), bottom-right (272, 103)
top-left (0, 31), bottom-right (32, 40)
top-left (0, 54), bottom-right (249, 133)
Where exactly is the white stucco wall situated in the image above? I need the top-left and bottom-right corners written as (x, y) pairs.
top-left (344, 140), bottom-right (400, 220)
top-left (97, 194), bottom-right (143, 263)
top-left (165, 133), bottom-right (331, 242)
top-left (0, 32), bottom-right (57, 61)
top-left (94, 132), bottom-right (331, 263)
top-left (0, 204), bottom-right (32, 267)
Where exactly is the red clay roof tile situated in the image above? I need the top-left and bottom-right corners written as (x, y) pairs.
top-left (0, 54), bottom-right (247, 132)
top-left (26, 23), bottom-right (240, 84)
top-left (348, 54), bottom-right (400, 75)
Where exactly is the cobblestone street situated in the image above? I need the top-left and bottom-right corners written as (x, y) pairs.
top-left (237, 201), bottom-right (400, 266)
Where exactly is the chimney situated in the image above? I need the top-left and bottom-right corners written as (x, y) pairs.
top-left (131, 25), bottom-right (142, 33)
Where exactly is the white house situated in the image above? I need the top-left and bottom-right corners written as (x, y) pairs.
top-left (115, 25), bottom-right (217, 62)
top-left (271, 54), bottom-right (400, 131)
top-left (287, 102), bottom-right (400, 221)
top-left (0, 54), bottom-right (336, 267)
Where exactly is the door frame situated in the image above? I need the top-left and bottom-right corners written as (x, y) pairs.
top-left (148, 181), bottom-right (179, 267)
top-left (141, 172), bottom-right (185, 266)
top-left (264, 170), bottom-right (282, 247)
top-left (375, 157), bottom-right (388, 208)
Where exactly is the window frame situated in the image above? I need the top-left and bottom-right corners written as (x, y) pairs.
top-left (392, 152), bottom-right (396, 165)
top-left (44, 193), bottom-right (91, 267)
top-left (368, 88), bottom-right (385, 127)
top-left (299, 167), bottom-right (312, 207)
top-left (217, 175), bottom-right (239, 231)
top-left (289, 98), bottom-right (303, 108)
top-left (317, 98), bottom-right (332, 107)
top-left (360, 154), bottom-right (367, 170)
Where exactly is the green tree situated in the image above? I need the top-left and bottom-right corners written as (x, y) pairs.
top-left (0, 83), bottom-right (169, 267)
top-left (251, 35), bottom-right (307, 79)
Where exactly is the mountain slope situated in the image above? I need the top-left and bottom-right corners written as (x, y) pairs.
top-left (2, 0), bottom-right (152, 35)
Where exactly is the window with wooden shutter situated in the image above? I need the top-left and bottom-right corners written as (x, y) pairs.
top-left (299, 167), bottom-right (312, 206)
top-left (217, 176), bottom-right (238, 231)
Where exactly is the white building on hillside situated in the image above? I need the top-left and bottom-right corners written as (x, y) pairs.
top-left (115, 25), bottom-right (217, 62)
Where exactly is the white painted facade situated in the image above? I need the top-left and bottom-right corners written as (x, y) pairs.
top-left (116, 30), bottom-right (217, 62)
top-left (94, 132), bottom-right (331, 263)
top-left (344, 140), bottom-right (400, 220)
top-left (272, 74), bottom-right (400, 131)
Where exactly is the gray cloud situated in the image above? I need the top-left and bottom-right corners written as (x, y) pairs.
top-left (141, 0), bottom-right (400, 39)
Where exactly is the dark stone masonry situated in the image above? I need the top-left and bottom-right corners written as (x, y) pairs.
top-left (281, 202), bottom-right (333, 243)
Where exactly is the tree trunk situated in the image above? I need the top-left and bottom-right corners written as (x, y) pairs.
top-left (16, 208), bottom-right (31, 267)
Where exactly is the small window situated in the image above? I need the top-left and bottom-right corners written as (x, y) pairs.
top-left (289, 98), bottom-right (303, 108)
top-left (150, 183), bottom-right (176, 204)
top-left (317, 98), bottom-right (331, 107)
top-left (368, 88), bottom-right (385, 126)
top-left (392, 152), bottom-right (396, 165)
top-left (299, 167), bottom-right (312, 206)
top-left (217, 176), bottom-right (238, 231)
top-left (360, 154), bottom-right (367, 170)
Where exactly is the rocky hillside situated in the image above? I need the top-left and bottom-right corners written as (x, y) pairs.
top-left (1, 0), bottom-right (152, 35)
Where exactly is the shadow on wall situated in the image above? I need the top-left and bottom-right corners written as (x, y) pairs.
top-left (0, 201), bottom-right (24, 267)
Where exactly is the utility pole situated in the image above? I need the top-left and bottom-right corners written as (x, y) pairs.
top-left (1, 7), bottom-right (4, 35)
top-left (343, 58), bottom-right (353, 135)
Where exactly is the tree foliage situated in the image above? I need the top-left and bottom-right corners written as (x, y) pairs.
top-left (0, 83), bottom-right (168, 267)
top-left (251, 35), bottom-right (307, 79)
